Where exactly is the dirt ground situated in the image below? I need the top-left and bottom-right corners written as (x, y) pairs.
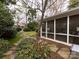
top-left (41, 39), bottom-right (70, 59)
top-left (3, 38), bottom-right (70, 59)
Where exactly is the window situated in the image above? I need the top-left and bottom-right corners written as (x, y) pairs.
top-left (56, 17), bottom-right (67, 34)
top-left (47, 20), bottom-right (54, 39)
top-left (69, 36), bottom-right (79, 44)
top-left (47, 20), bottom-right (54, 32)
top-left (42, 22), bottom-right (46, 32)
top-left (48, 34), bottom-right (54, 39)
top-left (69, 14), bottom-right (79, 44)
top-left (56, 35), bottom-right (67, 42)
top-left (42, 33), bottom-right (46, 37)
top-left (69, 15), bottom-right (79, 35)
top-left (56, 17), bottom-right (67, 42)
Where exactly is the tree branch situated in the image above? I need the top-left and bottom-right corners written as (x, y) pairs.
top-left (22, 0), bottom-right (42, 12)
top-left (46, 0), bottom-right (57, 10)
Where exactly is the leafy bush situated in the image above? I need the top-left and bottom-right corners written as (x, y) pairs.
top-left (0, 0), bottom-right (5, 3)
top-left (1, 27), bottom-right (17, 39)
top-left (0, 39), bottom-right (11, 58)
top-left (68, 0), bottom-right (79, 9)
top-left (15, 38), bottom-right (50, 59)
top-left (24, 21), bottom-right (38, 31)
top-left (23, 27), bottom-right (30, 31)
top-left (0, 1), bottom-right (17, 39)
top-left (16, 27), bottom-right (22, 32)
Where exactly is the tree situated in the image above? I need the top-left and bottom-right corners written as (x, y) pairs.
top-left (15, 0), bottom-right (66, 37)
top-left (0, 1), bottom-right (16, 39)
top-left (0, 0), bottom-right (5, 3)
top-left (45, 0), bottom-right (67, 16)
top-left (20, 0), bottom-right (57, 36)
top-left (15, 1), bottom-right (37, 23)
top-left (24, 21), bottom-right (38, 31)
top-left (69, 0), bottom-right (79, 9)
top-left (27, 7), bottom-right (37, 22)
top-left (0, 0), bottom-right (16, 5)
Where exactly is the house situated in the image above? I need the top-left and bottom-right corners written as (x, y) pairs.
top-left (40, 7), bottom-right (79, 46)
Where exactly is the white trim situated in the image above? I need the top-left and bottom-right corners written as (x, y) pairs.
top-left (47, 32), bottom-right (54, 34)
top-left (46, 21), bottom-right (47, 38)
top-left (42, 32), bottom-right (79, 37)
top-left (54, 19), bottom-right (56, 40)
top-left (67, 16), bottom-right (69, 44)
top-left (41, 36), bottom-right (72, 46)
top-left (40, 26), bottom-right (42, 38)
top-left (69, 34), bottom-right (79, 37)
top-left (42, 32), bottom-right (46, 33)
top-left (56, 33), bottom-right (67, 36)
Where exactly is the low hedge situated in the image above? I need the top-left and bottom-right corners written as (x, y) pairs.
top-left (1, 27), bottom-right (17, 39)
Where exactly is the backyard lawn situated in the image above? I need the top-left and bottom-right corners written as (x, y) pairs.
top-left (21, 31), bottom-right (37, 37)
top-left (2, 31), bottom-right (71, 59)
top-left (8, 31), bottom-right (37, 44)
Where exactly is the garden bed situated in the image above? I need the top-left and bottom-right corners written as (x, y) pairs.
top-left (41, 39), bottom-right (70, 59)
top-left (3, 36), bottom-right (70, 59)
top-left (15, 38), bottom-right (70, 59)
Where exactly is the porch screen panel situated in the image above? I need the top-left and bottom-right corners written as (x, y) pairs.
top-left (42, 22), bottom-right (46, 32)
top-left (47, 34), bottom-right (54, 39)
top-left (56, 17), bottom-right (67, 42)
top-left (42, 33), bottom-right (46, 37)
top-left (69, 36), bottom-right (79, 44)
top-left (47, 20), bottom-right (54, 39)
top-left (69, 14), bottom-right (79, 44)
top-left (56, 35), bottom-right (67, 42)
top-left (56, 17), bottom-right (67, 33)
top-left (42, 22), bottom-right (46, 37)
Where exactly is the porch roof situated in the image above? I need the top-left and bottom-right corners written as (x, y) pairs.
top-left (44, 7), bottom-right (79, 21)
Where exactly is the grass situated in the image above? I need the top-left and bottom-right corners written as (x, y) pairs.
top-left (8, 31), bottom-right (37, 44)
top-left (3, 31), bottom-right (37, 59)
top-left (9, 32), bottom-right (22, 44)
top-left (22, 31), bottom-right (37, 37)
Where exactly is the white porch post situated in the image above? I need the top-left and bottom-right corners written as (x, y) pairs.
top-left (54, 19), bottom-right (56, 40)
top-left (40, 25), bottom-right (42, 38)
top-left (46, 21), bottom-right (48, 38)
top-left (67, 16), bottom-right (69, 44)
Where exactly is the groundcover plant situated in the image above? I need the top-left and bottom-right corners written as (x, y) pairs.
top-left (15, 38), bottom-right (50, 59)
top-left (0, 39), bottom-right (11, 58)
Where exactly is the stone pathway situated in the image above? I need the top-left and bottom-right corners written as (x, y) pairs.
top-left (3, 46), bottom-right (16, 59)
top-left (41, 39), bottom-right (70, 59)
top-left (48, 44), bottom-right (70, 59)
top-left (3, 37), bottom-right (28, 59)
top-left (42, 39), bottom-right (79, 59)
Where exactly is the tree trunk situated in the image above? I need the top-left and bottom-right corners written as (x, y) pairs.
top-left (36, 0), bottom-right (48, 40)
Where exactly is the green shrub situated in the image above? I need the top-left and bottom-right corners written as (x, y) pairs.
top-left (15, 38), bottom-right (50, 59)
top-left (0, 39), bottom-right (11, 58)
top-left (24, 21), bottom-right (38, 32)
top-left (23, 27), bottom-right (30, 31)
top-left (1, 27), bottom-right (17, 39)
top-left (16, 27), bottom-right (22, 32)
top-left (0, 1), bottom-right (17, 39)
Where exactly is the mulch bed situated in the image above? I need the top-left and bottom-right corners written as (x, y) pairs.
top-left (40, 38), bottom-right (70, 59)
top-left (46, 52), bottom-right (64, 59)
top-left (42, 38), bottom-right (70, 48)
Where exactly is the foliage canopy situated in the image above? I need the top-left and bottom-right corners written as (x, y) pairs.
top-left (69, 0), bottom-right (79, 9)
top-left (0, 1), bottom-right (16, 39)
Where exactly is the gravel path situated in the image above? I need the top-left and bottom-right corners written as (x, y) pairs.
top-left (3, 37), bottom-right (28, 59)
